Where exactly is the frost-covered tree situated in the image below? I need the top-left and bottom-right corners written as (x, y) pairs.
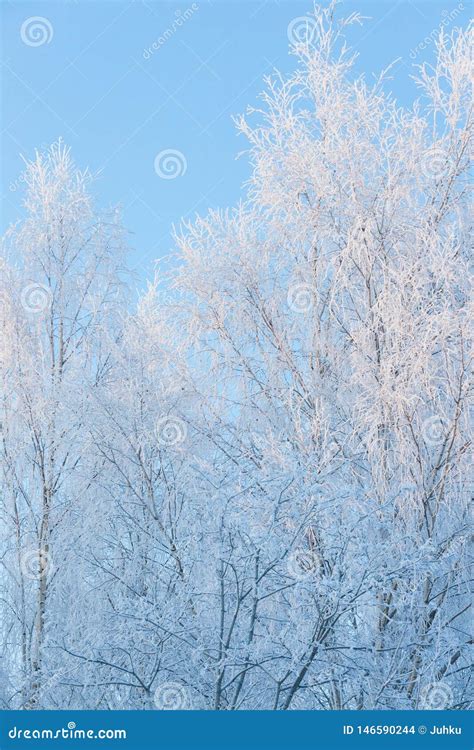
top-left (0, 141), bottom-right (127, 708)
top-left (167, 3), bottom-right (472, 709)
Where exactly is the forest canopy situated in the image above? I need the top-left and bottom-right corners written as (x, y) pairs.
top-left (0, 4), bottom-right (472, 711)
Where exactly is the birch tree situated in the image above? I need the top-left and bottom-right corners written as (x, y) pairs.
top-left (170, 3), bottom-right (472, 709)
top-left (0, 141), bottom-right (126, 708)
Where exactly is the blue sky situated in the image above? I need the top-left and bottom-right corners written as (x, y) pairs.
top-left (1, 0), bottom-right (469, 288)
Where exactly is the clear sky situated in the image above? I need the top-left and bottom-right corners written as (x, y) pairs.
top-left (1, 0), bottom-right (469, 289)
